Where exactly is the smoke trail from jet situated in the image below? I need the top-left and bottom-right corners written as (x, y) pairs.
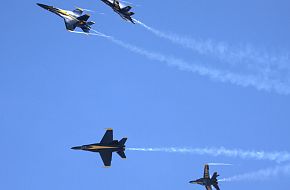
top-left (77, 29), bottom-right (290, 94)
top-left (219, 164), bottom-right (290, 182)
top-left (133, 19), bottom-right (290, 72)
top-left (207, 163), bottom-right (233, 166)
top-left (127, 147), bottom-right (290, 163)
top-left (104, 37), bottom-right (290, 94)
top-left (68, 29), bottom-right (109, 37)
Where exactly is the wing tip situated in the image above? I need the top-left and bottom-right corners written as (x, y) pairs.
top-left (105, 128), bottom-right (113, 131)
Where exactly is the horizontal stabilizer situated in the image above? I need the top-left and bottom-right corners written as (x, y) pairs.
top-left (213, 184), bottom-right (220, 190)
top-left (128, 12), bottom-right (134, 16)
top-left (87, 21), bottom-right (95, 26)
top-left (117, 151), bottom-right (126, 159)
top-left (206, 186), bottom-right (212, 190)
top-left (81, 27), bottom-right (90, 33)
top-left (119, 138), bottom-right (127, 146)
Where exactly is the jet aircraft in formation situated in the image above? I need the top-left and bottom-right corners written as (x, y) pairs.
top-left (37, 3), bottom-right (95, 33)
top-left (100, 0), bottom-right (135, 24)
top-left (37, 3), bottom-right (222, 188)
top-left (71, 129), bottom-right (127, 167)
top-left (189, 164), bottom-right (220, 190)
top-left (37, 0), bottom-right (135, 35)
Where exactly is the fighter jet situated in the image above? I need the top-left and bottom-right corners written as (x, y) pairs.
top-left (189, 164), bottom-right (220, 190)
top-left (100, 0), bottom-right (135, 24)
top-left (71, 129), bottom-right (127, 167)
top-left (37, 3), bottom-right (95, 33)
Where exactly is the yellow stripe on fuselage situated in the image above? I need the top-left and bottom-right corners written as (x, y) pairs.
top-left (57, 9), bottom-right (70, 16)
top-left (87, 146), bottom-right (117, 150)
top-left (56, 9), bottom-right (78, 21)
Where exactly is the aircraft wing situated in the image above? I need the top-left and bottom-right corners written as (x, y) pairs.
top-left (204, 164), bottom-right (210, 179)
top-left (64, 19), bottom-right (77, 31)
top-left (99, 151), bottom-right (112, 167)
top-left (100, 129), bottom-right (113, 144)
top-left (205, 186), bottom-right (212, 190)
top-left (213, 184), bottom-right (220, 190)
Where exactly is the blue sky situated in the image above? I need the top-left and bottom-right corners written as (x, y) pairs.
top-left (1, 0), bottom-right (290, 190)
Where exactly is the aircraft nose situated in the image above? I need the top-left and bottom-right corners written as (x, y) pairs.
top-left (37, 3), bottom-right (50, 10)
top-left (71, 146), bottom-right (82, 150)
top-left (189, 181), bottom-right (197, 184)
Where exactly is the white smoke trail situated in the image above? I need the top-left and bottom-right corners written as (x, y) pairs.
top-left (68, 29), bottom-right (109, 37)
top-left (127, 147), bottom-right (290, 163)
top-left (77, 29), bottom-right (290, 94)
top-left (219, 164), bottom-right (290, 182)
top-left (207, 163), bottom-right (233, 166)
top-left (90, 29), bottom-right (111, 38)
top-left (133, 19), bottom-right (290, 71)
top-left (105, 37), bottom-right (290, 95)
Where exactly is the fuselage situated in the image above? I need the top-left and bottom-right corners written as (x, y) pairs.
top-left (37, 4), bottom-right (78, 20)
top-left (190, 178), bottom-right (216, 187)
top-left (37, 3), bottom-right (91, 31)
top-left (100, 0), bottom-right (134, 23)
top-left (71, 140), bottom-right (125, 153)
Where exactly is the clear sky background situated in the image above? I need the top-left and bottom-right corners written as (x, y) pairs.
top-left (1, 0), bottom-right (290, 190)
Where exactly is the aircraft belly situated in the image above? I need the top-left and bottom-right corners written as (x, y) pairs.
top-left (87, 145), bottom-right (119, 150)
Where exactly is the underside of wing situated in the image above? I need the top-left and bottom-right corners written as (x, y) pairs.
top-left (64, 18), bottom-right (77, 31)
top-left (99, 151), bottom-right (112, 167)
top-left (204, 164), bottom-right (210, 179)
top-left (100, 129), bottom-right (113, 144)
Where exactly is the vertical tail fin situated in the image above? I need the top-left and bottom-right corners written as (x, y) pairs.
top-left (77, 14), bottom-right (90, 21)
top-left (211, 172), bottom-right (219, 180)
top-left (119, 138), bottom-right (127, 146)
top-left (211, 172), bottom-right (219, 186)
top-left (211, 172), bottom-right (220, 190)
top-left (122, 6), bottom-right (132, 12)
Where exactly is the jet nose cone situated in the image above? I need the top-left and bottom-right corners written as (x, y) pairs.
top-left (189, 181), bottom-right (196, 184)
top-left (71, 146), bottom-right (82, 150)
top-left (37, 3), bottom-right (50, 10)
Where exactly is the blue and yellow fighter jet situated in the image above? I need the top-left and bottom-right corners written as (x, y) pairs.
top-left (100, 0), bottom-right (135, 24)
top-left (37, 3), bottom-right (95, 33)
top-left (189, 164), bottom-right (220, 190)
top-left (71, 129), bottom-right (127, 167)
